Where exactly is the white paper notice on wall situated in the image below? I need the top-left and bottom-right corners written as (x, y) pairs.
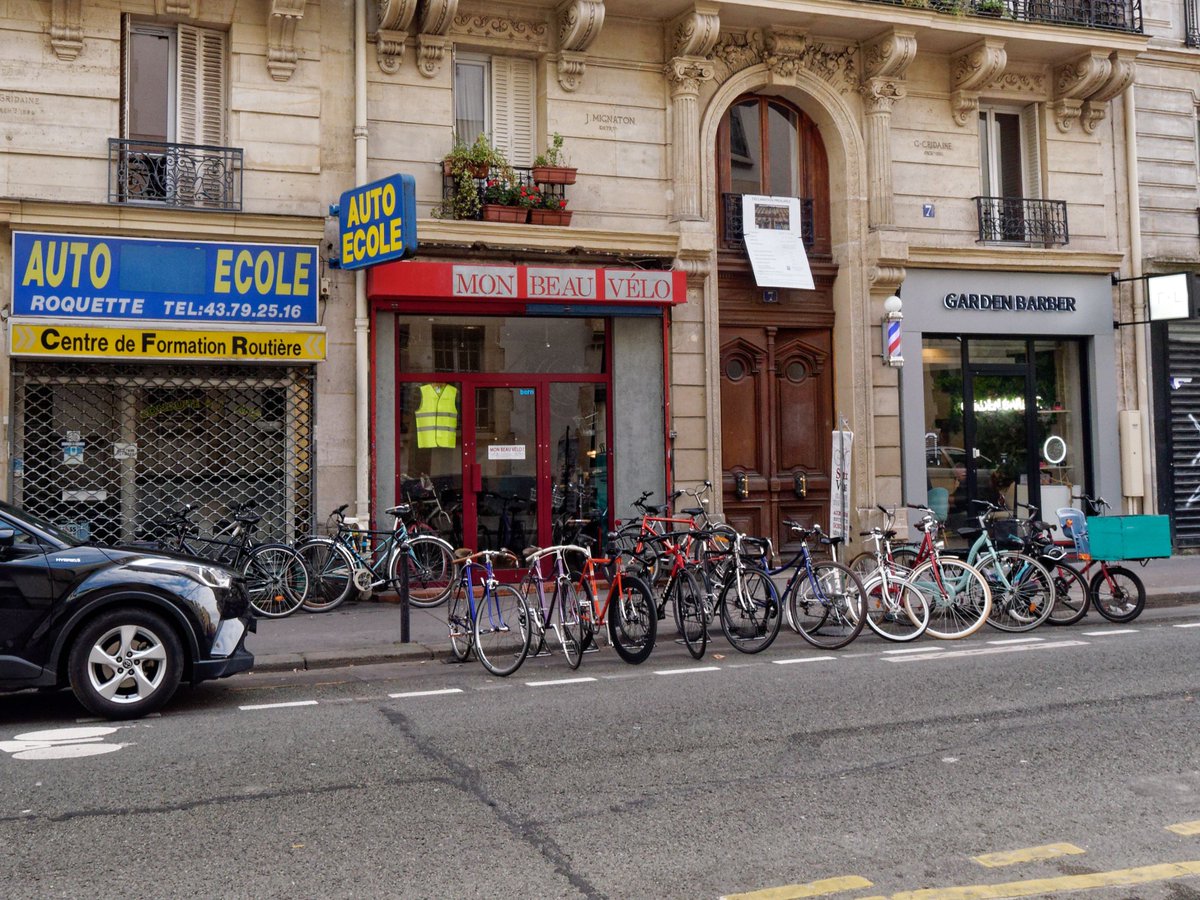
top-left (740, 195), bottom-right (815, 290)
top-left (488, 444), bottom-right (526, 461)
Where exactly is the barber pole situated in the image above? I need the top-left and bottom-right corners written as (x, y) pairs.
top-left (883, 315), bottom-right (903, 367)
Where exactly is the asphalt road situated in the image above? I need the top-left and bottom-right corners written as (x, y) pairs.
top-left (3, 612), bottom-right (1200, 900)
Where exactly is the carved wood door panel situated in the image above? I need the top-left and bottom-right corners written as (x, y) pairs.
top-left (720, 327), bottom-right (833, 551)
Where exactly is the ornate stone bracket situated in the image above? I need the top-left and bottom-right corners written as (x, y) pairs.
top-left (670, 2), bottom-right (721, 59)
top-left (267, 0), bottom-right (306, 82)
top-left (155, 0), bottom-right (199, 16)
top-left (415, 0), bottom-right (457, 78)
top-left (1080, 51), bottom-right (1137, 134)
top-left (862, 28), bottom-right (917, 81)
top-left (860, 29), bottom-right (916, 229)
top-left (556, 0), bottom-right (605, 92)
top-left (49, 0), bottom-right (83, 61)
top-left (950, 38), bottom-right (1007, 127)
top-left (1052, 50), bottom-right (1112, 132)
top-left (376, 0), bottom-right (418, 74)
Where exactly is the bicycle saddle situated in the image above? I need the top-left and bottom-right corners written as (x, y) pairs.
top-left (385, 504), bottom-right (411, 517)
top-left (820, 535), bottom-right (844, 546)
top-left (646, 504), bottom-right (670, 515)
top-left (681, 507), bottom-right (704, 517)
top-left (234, 512), bottom-right (261, 526)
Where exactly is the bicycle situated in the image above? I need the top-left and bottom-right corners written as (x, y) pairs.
top-left (575, 534), bottom-right (658, 664)
top-left (446, 548), bottom-right (530, 677)
top-left (520, 543), bottom-right (594, 669)
top-left (956, 499), bottom-right (1056, 632)
top-left (296, 503), bottom-right (456, 612)
top-left (1006, 501), bottom-right (1091, 626)
top-left (702, 527), bottom-right (782, 654)
top-left (1057, 495), bottom-right (1146, 623)
top-left (900, 504), bottom-right (993, 640)
top-left (773, 521), bottom-right (867, 650)
top-left (853, 516), bottom-right (931, 642)
top-left (639, 530), bottom-right (709, 659)
top-left (147, 500), bottom-right (309, 619)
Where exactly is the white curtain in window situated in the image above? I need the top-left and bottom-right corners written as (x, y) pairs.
top-left (454, 60), bottom-right (487, 145)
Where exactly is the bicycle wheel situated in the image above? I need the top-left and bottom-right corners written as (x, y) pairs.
top-left (787, 561), bottom-right (866, 650)
top-left (608, 573), bottom-right (657, 665)
top-left (716, 566), bottom-right (781, 653)
top-left (910, 556), bottom-right (992, 640)
top-left (977, 551), bottom-right (1055, 632)
top-left (862, 573), bottom-right (930, 642)
top-left (520, 574), bottom-right (550, 658)
top-left (671, 570), bottom-right (707, 659)
top-left (847, 551), bottom-right (878, 582)
top-left (243, 543), bottom-right (309, 618)
top-left (296, 538), bottom-right (356, 613)
top-left (446, 582), bottom-right (472, 662)
top-left (473, 585), bottom-right (530, 677)
top-left (1089, 564), bottom-right (1145, 623)
top-left (1045, 562), bottom-right (1090, 625)
top-left (555, 579), bottom-right (585, 669)
top-left (391, 535), bottom-right (456, 608)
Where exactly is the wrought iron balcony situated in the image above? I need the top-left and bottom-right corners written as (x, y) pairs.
top-left (859, 0), bottom-right (1141, 32)
top-left (1187, 0), bottom-right (1200, 46)
top-left (109, 139), bottom-right (243, 211)
top-left (974, 196), bottom-right (1069, 246)
top-left (721, 193), bottom-right (815, 250)
top-left (439, 166), bottom-right (567, 221)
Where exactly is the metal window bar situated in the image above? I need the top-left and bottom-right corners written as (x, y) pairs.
top-left (721, 193), bottom-right (816, 250)
top-left (9, 362), bottom-right (314, 545)
top-left (974, 196), bottom-right (1069, 246)
top-left (108, 138), bottom-right (243, 212)
top-left (440, 166), bottom-right (567, 220)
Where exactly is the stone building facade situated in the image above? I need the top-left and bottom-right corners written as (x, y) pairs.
top-left (0, 0), bottom-right (1154, 553)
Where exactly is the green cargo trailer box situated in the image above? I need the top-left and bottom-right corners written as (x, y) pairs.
top-left (1085, 515), bottom-right (1172, 561)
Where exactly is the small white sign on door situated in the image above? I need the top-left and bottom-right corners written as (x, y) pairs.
top-left (488, 444), bottom-right (526, 461)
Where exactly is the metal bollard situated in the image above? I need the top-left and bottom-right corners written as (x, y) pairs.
top-left (399, 548), bottom-right (411, 644)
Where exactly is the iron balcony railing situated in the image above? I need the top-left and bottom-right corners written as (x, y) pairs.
top-left (109, 138), bottom-right (243, 211)
top-left (440, 166), bottom-right (567, 220)
top-left (859, 0), bottom-right (1141, 32)
top-left (721, 193), bottom-right (815, 250)
top-left (974, 196), bottom-right (1069, 246)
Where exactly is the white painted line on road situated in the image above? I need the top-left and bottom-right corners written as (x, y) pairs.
top-left (388, 688), bottom-right (464, 699)
top-left (885, 639), bottom-right (1089, 662)
top-left (655, 666), bottom-right (720, 675)
top-left (773, 656), bottom-right (837, 664)
top-left (525, 677), bottom-right (597, 687)
top-left (1173, 623), bottom-right (1200, 629)
top-left (883, 646), bottom-right (945, 655)
top-left (238, 700), bottom-right (319, 711)
top-left (985, 637), bottom-right (1045, 645)
top-left (1081, 629), bottom-right (1138, 636)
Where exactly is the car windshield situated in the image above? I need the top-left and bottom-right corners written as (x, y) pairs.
top-left (0, 500), bottom-right (83, 547)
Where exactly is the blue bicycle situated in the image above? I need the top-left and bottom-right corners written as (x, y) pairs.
top-left (447, 549), bottom-right (530, 676)
top-left (772, 522), bottom-right (867, 650)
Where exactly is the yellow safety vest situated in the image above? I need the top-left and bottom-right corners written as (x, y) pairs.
top-left (415, 383), bottom-right (458, 449)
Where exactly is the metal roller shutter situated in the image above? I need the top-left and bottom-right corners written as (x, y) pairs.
top-left (1167, 321), bottom-right (1200, 547)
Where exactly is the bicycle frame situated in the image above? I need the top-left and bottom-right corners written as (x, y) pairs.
top-left (523, 544), bottom-right (589, 654)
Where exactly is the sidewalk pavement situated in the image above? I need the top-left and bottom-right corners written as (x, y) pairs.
top-left (246, 554), bottom-right (1200, 674)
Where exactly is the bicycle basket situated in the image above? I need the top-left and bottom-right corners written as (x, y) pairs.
top-left (988, 517), bottom-right (1025, 550)
top-left (738, 536), bottom-right (772, 561)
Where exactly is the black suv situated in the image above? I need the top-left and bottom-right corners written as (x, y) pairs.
top-left (0, 500), bottom-right (254, 719)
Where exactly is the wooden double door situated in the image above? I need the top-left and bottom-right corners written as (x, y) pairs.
top-left (719, 325), bottom-right (834, 552)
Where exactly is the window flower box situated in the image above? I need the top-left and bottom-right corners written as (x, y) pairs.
top-left (531, 165), bottom-right (577, 186)
top-left (529, 208), bottom-right (573, 226)
top-left (481, 204), bottom-right (528, 223)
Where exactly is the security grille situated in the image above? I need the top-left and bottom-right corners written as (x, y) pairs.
top-left (1168, 323), bottom-right (1200, 547)
top-left (10, 362), bottom-right (314, 545)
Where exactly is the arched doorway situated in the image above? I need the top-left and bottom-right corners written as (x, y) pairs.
top-left (716, 94), bottom-right (837, 550)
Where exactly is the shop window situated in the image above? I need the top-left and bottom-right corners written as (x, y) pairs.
top-left (453, 54), bottom-right (535, 166)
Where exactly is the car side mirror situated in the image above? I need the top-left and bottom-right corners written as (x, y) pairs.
top-left (0, 528), bottom-right (14, 547)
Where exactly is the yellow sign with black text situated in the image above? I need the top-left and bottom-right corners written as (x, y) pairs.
top-left (9, 322), bottom-right (326, 362)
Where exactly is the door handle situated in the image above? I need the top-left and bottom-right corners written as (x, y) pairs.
top-left (734, 471), bottom-right (750, 501)
top-left (793, 471), bottom-right (807, 499)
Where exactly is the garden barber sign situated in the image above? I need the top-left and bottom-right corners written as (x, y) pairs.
top-left (942, 292), bottom-right (1077, 312)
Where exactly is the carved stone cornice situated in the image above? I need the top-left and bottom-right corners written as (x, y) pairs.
top-left (860, 77), bottom-right (906, 114)
top-left (49, 0), bottom-right (83, 61)
top-left (670, 3), bottom-right (721, 59)
top-left (709, 29), bottom-right (856, 94)
top-left (862, 29), bottom-right (917, 81)
top-left (983, 69), bottom-right (1046, 96)
top-left (155, 0), bottom-right (199, 16)
top-left (450, 13), bottom-right (550, 50)
top-left (1052, 50), bottom-right (1112, 131)
top-left (415, 0), bottom-right (457, 78)
top-left (376, 0), bottom-right (418, 73)
top-left (556, 0), bottom-right (605, 92)
top-left (666, 56), bottom-right (715, 97)
top-left (950, 38), bottom-right (1007, 127)
top-left (267, 0), bottom-right (306, 82)
top-left (1080, 50), bottom-right (1137, 134)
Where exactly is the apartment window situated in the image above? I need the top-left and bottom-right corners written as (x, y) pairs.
top-left (453, 54), bottom-right (535, 166)
top-left (978, 106), bottom-right (1041, 200)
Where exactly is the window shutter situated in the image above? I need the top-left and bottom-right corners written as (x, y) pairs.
top-left (120, 15), bottom-right (132, 139)
top-left (491, 56), bottom-right (535, 166)
top-left (176, 24), bottom-right (226, 146)
top-left (1020, 103), bottom-right (1042, 200)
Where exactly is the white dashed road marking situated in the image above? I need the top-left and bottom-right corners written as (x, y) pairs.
top-left (239, 700), bottom-right (319, 711)
top-left (1081, 629), bottom-right (1138, 636)
top-left (388, 688), bottom-right (464, 699)
top-left (883, 646), bottom-right (945, 655)
top-left (655, 666), bottom-right (720, 675)
top-left (885, 639), bottom-right (1089, 662)
top-left (525, 677), bottom-right (597, 687)
top-left (773, 656), bottom-right (837, 664)
top-left (986, 637), bottom-right (1045, 645)
top-left (1173, 623), bottom-right (1200, 629)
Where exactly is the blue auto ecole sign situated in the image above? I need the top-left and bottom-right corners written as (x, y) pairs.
top-left (10, 232), bottom-right (319, 324)
top-left (334, 173), bottom-right (417, 270)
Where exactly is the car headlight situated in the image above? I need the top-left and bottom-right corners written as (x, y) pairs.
top-left (129, 557), bottom-right (234, 589)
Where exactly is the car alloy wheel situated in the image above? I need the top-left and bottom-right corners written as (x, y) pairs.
top-left (68, 609), bottom-right (183, 719)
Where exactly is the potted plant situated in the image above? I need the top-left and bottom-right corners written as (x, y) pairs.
top-left (480, 173), bottom-right (528, 223)
top-left (972, 0), bottom-right (1004, 15)
top-left (531, 133), bottom-right (577, 185)
top-left (528, 191), bottom-right (572, 227)
top-left (442, 133), bottom-right (504, 179)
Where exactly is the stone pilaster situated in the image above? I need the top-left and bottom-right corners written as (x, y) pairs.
top-left (859, 29), bottom-right (916, 229)
top-left (666, 56), bottom-right (715, 222)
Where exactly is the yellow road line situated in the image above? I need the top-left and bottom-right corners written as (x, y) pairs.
top-left (1168, 821), bottom-right (1200, 836)
top-left (721, 875), bottom-right (874, 899)
top-left (972, 842), bottom-right (1086, 868)
top-left (890, 860), bottom-right (1200, 899)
